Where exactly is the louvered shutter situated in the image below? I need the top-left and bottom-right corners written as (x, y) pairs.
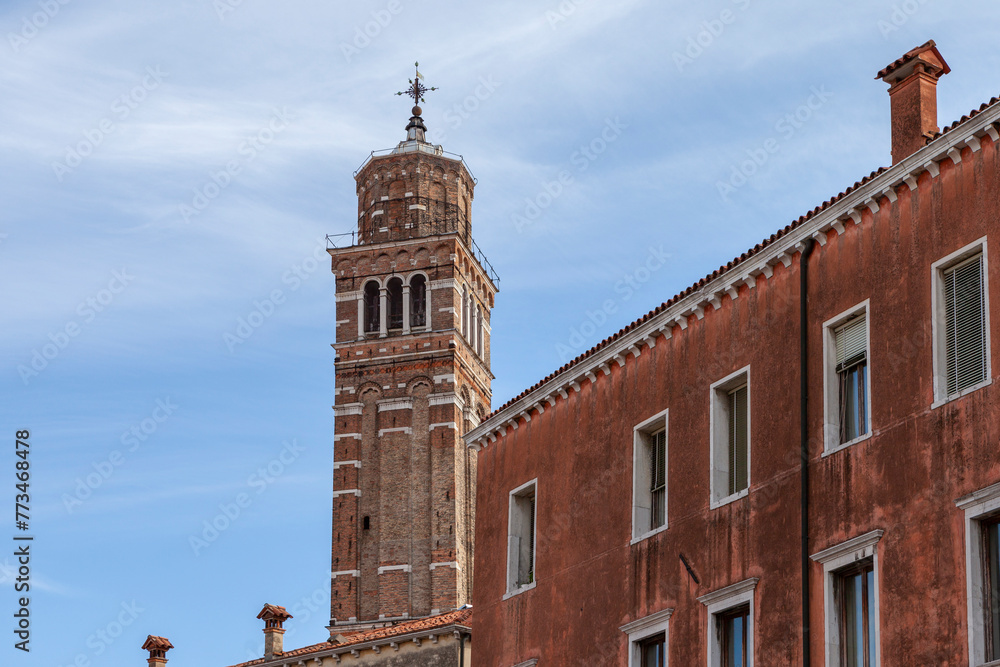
top-left (945, 254), bottom-right (987, 395)
top-left (836, 316), bottom-right (867, 371)
top-left (728, 385), bottom-right (748, 495)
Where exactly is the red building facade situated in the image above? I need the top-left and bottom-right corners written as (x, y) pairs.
top-left (467, 43), bottom-right (1000, 666)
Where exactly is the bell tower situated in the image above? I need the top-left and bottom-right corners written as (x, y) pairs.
top-left (327, 65), bottom-right (497, 631)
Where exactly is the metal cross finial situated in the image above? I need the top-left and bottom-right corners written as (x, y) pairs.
top-left (395, 61), bottom-right (438, 105)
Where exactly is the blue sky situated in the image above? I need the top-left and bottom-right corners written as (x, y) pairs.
top-left (2, 1), bottom-right (999, 665)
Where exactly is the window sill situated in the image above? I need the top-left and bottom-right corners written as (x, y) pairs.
top-left (503, 582), bottom-right (536, 600)
top-left (630, 523), bottom-right (669, 545)
top-left (931, 377), bottom-right (993, 410)
top-left (822, 432), bottom-right (872, 458)
top-left (710, 488), bottom-right (748, 510)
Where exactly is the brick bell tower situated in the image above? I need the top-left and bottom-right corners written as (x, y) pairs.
top-left (326, 65), bottom-right (496, 632)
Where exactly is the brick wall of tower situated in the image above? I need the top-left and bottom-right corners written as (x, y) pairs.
top-left (328, 146), bottom-right (496, 628)
top-left (355, 151), bottom-right (475, 245)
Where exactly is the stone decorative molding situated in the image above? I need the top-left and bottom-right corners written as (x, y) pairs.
top-left (377, 564), bottom-right (412, 574)
top-left (429, 561), bottom-right (460, 571)
top-left (697, 577), bottom-right (759, 607)
top-left (330, 570), bottom-right (360, 579)
top-left (810, 529), bottom-right (884, 564)
top-left (377, 427), bottom-right (412, 436)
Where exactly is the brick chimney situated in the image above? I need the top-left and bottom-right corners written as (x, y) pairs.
top-left (877, 40), bottom-right (951, 164)
top-left (141, 635), bottom-right (173, 667)
top-left (257, 604), bottom-right (292, 660)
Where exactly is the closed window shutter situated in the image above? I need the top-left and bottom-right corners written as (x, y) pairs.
top-left (728, 385), bottom-right (748, 494)
top-left (836, 316), bottom-right (868, 370)
top-left (945, 254), bottom-right (987, 395)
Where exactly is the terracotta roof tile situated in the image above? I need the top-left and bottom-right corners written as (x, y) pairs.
top-left (483, 97), bottom-right (1000, 424)
top-left (875, 40), bottom-right (950, 80)
top-left (225, 609), bottom-right (472, 667)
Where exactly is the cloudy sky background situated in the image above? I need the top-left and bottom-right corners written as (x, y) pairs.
top-left (2, 0), bottom-right (1000, 665)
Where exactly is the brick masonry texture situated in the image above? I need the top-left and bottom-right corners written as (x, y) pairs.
top-left (329, 144), bottom-right (495, 628)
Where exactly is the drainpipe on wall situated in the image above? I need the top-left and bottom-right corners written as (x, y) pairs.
top-left (799, 238), bottom-right (816, 667)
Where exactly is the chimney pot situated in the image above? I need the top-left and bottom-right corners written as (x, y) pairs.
top-left (257, 604), bottom-right (293, 660)
top-left (877, 40), bottom-right (951, 165)
top-left (141, 635), bottom-right (174, 667)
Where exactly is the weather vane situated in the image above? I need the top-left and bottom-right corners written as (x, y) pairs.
top-left (396, 61), bottom-right (438, 105)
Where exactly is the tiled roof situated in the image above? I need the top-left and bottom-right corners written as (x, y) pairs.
top-left (875, 39), bottom-right (949, 80)
top-left (225, 609), bottom-right (472, 667)
top-left (257, 603), bottom-right (292, 621)
top-left (142, 635), bottom-right (174, 651)
top-left (485, 96), bottom-right (1000, 422)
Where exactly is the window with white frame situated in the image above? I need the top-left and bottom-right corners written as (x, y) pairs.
top-left (506, 480), bottom-right (537, 596)
top-left (933, 238), bottom-right (991, 405)
top-left (632, 409), bottom-right (668, 541)
top-left (956, 482), bottom-right (1000, 665)
top-left (710, 367), bottom-right (750, 507)
top-left (811, 530), bottom-right (883, 667)
top-left (698, 578), bottom-right (757, 667)
top-left (620, 608), bottom-right (671, 667)
top-left (823, 302), bottom-right (872, 453)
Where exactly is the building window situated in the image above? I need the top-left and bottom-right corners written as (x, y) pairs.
top-left (506, 480), bottom-right (537, 597)
top-left (386, 277), bottom-right (403, 329)
top-left (363, 281), bottom-right (380, 333)
top-left (639, 634), bottom-right (666, 667)
top-left (698, 578), bottom-right (757, 667)
top-left (933, 238), bottom-right (991, 405)
top-left (631, 409), bottom-right (668, 542)
top-left (719, 605), bottom-right (749, 667)
top-left (957, 483), bottom-right (1000, 665)
top-left (620, 607), bottom-right (672, 667)
top-left (837, 561), bottom-right (876, 666)
top-left (984, 518), bottom-right (1000, 661)
top-left (409, 274), bottom-right (427, 328)
top-left (823, 302), bottom-right (872, 454)
top-left (810, 530), bottom-right (883, 667)
top-left (710, 367), bottom-right (750, 507)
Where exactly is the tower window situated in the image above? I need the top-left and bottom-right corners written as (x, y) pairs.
top-left (387, 277), bottom-right (403, 329)
top-left (363, 516), bottom-right (370, 530)
top-left (363, 281), bottom-right (380, 333)
top-left (410, 274), bottom-right (427, 328)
